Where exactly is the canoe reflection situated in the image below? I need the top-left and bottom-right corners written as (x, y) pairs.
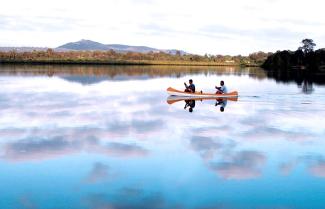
top-left (167, 96), bottom-right (238, 112)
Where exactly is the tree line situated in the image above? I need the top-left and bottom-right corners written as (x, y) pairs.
top-left (262, 39), bottom-right (325, 72)
top-left (0, 49), bottom-right (271, 66)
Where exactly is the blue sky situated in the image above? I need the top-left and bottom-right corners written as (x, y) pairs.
top-left (1, 0), bottom-right (325, 55)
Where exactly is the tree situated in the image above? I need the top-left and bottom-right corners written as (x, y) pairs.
top-left (299, 39), bottom-right (316, 54)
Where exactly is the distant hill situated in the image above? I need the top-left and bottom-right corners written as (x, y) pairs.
top-left (0, 40), bottom-right (188, 55)
top-left (57, 39), bottom-right (109, 51)
top-left (57, 39), bottom-right (187, 55)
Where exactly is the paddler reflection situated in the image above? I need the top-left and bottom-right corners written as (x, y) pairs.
top-left (166, 96), bottom-right (237, 113)
top-left (215, 98), bottom-right (227, 112)
top-left (184, 100), bottom-right (196, 113)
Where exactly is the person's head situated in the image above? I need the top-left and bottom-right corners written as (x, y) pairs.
top-left (189, 107), bottom-right (193, 113)
top-left (189, 79), bottom-right (193, 84)
top-left (220, 107), bottom-right (225, 112)
top-left (220, 80), bottom-right (224, 86)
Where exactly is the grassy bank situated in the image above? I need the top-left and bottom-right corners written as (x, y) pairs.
top-left (0, 59), bottom-right (260, 67)
top-left (0, 50), bottom-right (266, 67)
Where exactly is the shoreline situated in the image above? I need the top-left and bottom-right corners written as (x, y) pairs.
top-left (0, 60), bottom-right (260, 67)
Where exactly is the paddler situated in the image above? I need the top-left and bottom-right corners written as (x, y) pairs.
top-left (215, 80), bottom-right (227, 94)
top-left (184, 79), bottom-right (196, 93)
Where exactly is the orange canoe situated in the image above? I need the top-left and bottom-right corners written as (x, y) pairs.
top-left (167, 87), bottom-right (238, 98)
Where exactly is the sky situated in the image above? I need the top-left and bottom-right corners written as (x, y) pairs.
top-left (1, 0), bottom-right (325, 55)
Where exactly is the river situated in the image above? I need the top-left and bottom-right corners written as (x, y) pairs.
top-left (0, 65), bottom-right (325, 209)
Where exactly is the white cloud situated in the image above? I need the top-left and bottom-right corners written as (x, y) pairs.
top-left (1, 0), bottom-right (325, 54)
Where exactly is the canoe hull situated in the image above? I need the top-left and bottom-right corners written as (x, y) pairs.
top-left (167, 87), bottom-right (238, 98)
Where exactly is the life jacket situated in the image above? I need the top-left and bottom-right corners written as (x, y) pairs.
top-left (189, 84), bottom-right (195, 92)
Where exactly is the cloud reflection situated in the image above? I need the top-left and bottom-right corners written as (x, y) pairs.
top-left (96, 142), bottom-right (148, 158)
top-left (279, 162), bottom-right (296, 176)
top-left (279, 155), bottom-right (325, 178)
top-left (19, 195), bottom-right (38, 209)
top-left (1, 67), bottom-right (325, 209)
top-left (85, 191), bottom-right (169, 209)
top-left (303, 156), bottom-right (325, 178)
top-left (3, 137), bottom-right (81, 161)
top-left (210, 151), bottom-right (266, 180)
top-left (190, 136), bottom-right (223, 160)
top-left (84, 162), bottom-right (110, 184)
top-left (2, 136), bottom-right (148, 162)
top-left (309, 161), bottom-right (325, 178)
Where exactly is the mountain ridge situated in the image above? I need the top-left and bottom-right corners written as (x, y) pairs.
top-left (0, 39), bottom-right (188, 55)
top-left (57, 39), bottom-right (187, 55)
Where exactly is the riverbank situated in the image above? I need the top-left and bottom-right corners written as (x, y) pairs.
top-left (0, 59), bottom-right (260, 67)
top-left (262, 49), bottom-right (325, 72)
top-left (0, 50), bottom-right (266, 67)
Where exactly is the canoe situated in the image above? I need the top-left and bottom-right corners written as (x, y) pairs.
top-left (167, 87), bottom-right (238, 98)
top-left (166, 96), bottom-right (238, 105)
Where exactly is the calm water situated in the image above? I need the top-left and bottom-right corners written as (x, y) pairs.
top-left (0, 65), bottom-right (325, 209)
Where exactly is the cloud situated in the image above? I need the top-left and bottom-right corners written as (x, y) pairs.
top-left (0, 15), bottom-right (83, 32)
top-left (1, 0), bottom-right (325, 54)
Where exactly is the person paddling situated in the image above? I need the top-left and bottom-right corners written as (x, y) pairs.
top-left (184, 79), bottom-right (195, 93)
top-left (215, 80), bottom-right (227, 94)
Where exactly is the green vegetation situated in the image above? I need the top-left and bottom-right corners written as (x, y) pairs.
top-left (261, 39), bottom-right (325, 84)
top-left (298, 39), bottom-right (316, 54)
top-left (0, 49), bottom-right (270, 67)
top-left (262, 39), bottom-right (325, 72)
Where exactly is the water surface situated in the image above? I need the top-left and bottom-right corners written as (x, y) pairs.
top-left (0, 65), bottom-right (325, 209)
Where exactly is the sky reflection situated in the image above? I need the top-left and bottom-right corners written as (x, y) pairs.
top-left (0, 66), bottom-right (325, 209)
